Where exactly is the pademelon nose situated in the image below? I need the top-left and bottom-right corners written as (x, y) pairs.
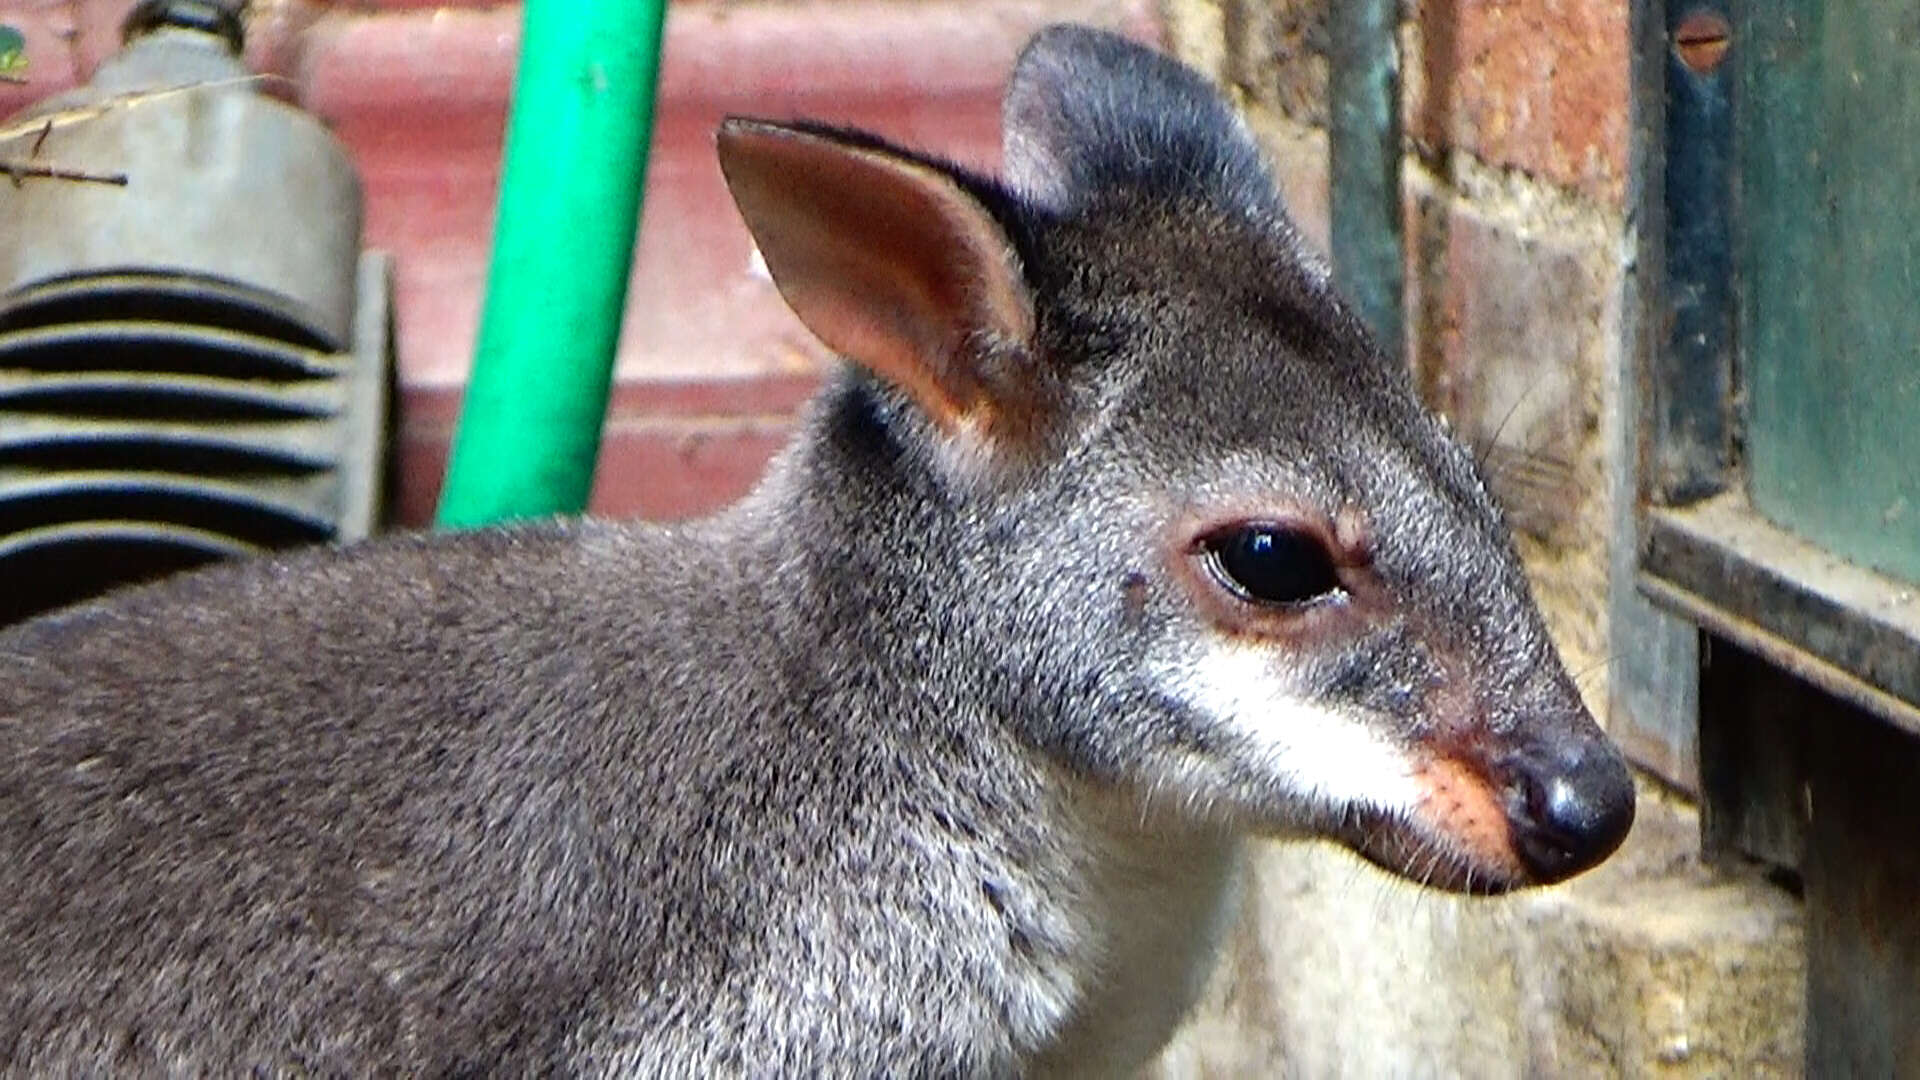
top-left (1511, 741), bottom-right (1636, 884)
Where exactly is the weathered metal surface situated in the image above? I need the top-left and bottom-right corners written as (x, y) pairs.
top-left (1610, 537), bottom-right (1704, 791)
top-left (0, 12), bottom-right (390, 624)
top-left (0, 255), bottom-right (391, 624)
top-left (0, 320), bottom-right (341, 381)
top-left (1328, 0), bottom-right (1403, 360)
top-left (1641, 493), bottom-right (1920, 737)
top-left (339, 251), bottom-right (392, 543)
top-left (0, 29), bottom-right (363, 351)
top-left (0, 273), bottom-right (336, 352)
top-left (1654, 0), bottom-right (1735, 503)
top-left (1608, 0), bottom-right (1703, 793)
top-left (1639, 0), bottom-right (1920, 1068)
top-left (1737, 0), bottom-right (1920, 586)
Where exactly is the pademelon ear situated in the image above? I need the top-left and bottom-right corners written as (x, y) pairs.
top-left (1001, 24), bottom-right (1283, 224)
top-left (717, 118), bottom-right (1046, 452)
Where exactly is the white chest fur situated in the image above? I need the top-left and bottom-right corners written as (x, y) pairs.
top-left (1028, 829), bottom-right (1244, 1077)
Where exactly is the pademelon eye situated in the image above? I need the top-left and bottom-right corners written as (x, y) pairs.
top-left (1203, 524), bottom-right (1342, 607)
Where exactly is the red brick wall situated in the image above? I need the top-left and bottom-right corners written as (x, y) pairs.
top-left (1407, 0), bottom-right (1629, 204)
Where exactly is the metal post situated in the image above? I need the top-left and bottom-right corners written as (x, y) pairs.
top-left (1328, 0), bottom-right (1406, 361)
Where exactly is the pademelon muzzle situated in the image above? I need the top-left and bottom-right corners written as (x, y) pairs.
top-left (1340, 732), bottom-right (1636, 895)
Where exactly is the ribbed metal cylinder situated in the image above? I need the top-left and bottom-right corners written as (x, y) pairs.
top-left (0, 8), bottom-right (389, 624)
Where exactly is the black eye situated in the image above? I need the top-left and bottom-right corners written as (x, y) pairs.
top-left (1203, 525), bottom-right (1342, 607)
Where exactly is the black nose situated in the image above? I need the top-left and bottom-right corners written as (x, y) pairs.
top-left (1507, 739), bottom-right (1636, 883)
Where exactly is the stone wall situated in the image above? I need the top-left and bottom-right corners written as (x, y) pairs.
top-left (1150, 0), bottom-right (1805, 1074)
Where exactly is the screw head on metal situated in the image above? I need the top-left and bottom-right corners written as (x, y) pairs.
top-left (1675, 10), bottom-right (1732, 73)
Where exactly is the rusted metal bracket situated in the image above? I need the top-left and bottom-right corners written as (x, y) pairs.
top-left (1653, 0), bottom-right (1736, 504)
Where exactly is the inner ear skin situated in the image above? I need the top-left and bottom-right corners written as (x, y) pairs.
top-left (716, 120), bottom-right (1039, 446)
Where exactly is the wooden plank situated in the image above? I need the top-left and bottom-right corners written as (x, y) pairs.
top-left (1642, 494), bottom-right (1920, 735)
top-left (1804, 698), bottom-right (1920, 1073)
top-left (1696, 640), bottom-right (1806, 871)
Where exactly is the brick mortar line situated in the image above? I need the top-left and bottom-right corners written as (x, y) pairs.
top-left (1408, 151), bottom-right (1622, 249)
top-left (1245, 94), bottom-right (1322, 141)
top-left (1222, 71), bottom-right (1626, 248)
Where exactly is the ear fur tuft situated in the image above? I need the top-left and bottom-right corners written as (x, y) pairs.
top-left (1003, 25), bottom-right (1283, 225)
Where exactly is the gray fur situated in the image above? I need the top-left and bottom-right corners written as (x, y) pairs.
top-left (0, 25), bottom-right (1631, 1076)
